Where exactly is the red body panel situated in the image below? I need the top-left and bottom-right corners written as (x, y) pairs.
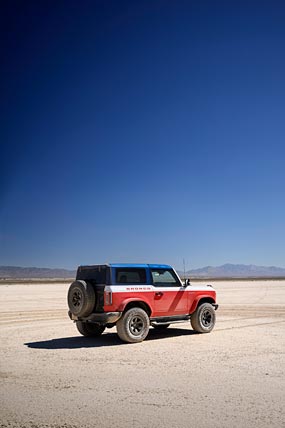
top-left (104, 287), bottom-right (216, 317)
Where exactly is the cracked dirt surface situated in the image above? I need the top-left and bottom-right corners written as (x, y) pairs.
top-left (0, 280), bottom-right (284, 428)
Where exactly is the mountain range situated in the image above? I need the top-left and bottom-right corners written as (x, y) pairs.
top-left (0, 263), bottom-right (285, 279)
top-left (182, 263), bottom-right (285, 278)
top-left (0, 266), bottom-right (76, 279)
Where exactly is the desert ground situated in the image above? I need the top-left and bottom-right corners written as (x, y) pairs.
top-left (0, 279), bottom-right (284, 428)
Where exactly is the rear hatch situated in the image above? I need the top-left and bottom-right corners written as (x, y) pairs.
top-left (76, 265), bottom-right (110, 312)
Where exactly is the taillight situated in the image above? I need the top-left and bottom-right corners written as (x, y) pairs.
top-left (104, 291), bottom-right (112, 305)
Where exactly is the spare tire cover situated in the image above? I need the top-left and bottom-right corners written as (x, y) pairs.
top-left (67, 280), bottom-right (96, 317)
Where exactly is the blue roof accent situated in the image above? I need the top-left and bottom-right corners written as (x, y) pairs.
top-left (148, 264), bottom-right (172, 269)
top-left (110, 263), bottom-right (172, 269)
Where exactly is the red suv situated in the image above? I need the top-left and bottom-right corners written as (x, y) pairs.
top-left (67, 263), bottom-right (218, 343)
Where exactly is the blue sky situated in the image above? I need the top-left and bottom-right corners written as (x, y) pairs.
top-left (1, 0), bottom-right (285, 270)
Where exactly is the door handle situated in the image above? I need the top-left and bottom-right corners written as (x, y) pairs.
top-left (155, 292), bottom-right (164, 297)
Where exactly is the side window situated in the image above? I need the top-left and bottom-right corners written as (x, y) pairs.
top-left (151, 269), bottom-right (180, 287)
top-left (115, 268), bottom-right (147, 284)
top-left (76, 266), bottom-right (107, 283)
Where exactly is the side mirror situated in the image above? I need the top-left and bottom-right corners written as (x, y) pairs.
top-left (183, 278), bottom-right (190, 286)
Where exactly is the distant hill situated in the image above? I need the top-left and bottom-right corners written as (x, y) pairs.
top-left (1, 263), bottom-right (285, 280)
top-left (181, 263), bottom-right (285, 278)
top-left (0, 266), bottom-right (76, 279)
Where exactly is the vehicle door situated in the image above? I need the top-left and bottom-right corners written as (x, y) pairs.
top-left (150, 268), bottom-right (188, 316)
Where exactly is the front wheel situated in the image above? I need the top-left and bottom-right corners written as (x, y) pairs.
top-left (191, 303), bottom-right (216, 333)
top-left (116, 308), bottom-right (150, 343)
top-left (76, 321), bottom-right (105, 337)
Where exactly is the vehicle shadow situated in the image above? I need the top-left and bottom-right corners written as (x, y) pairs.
top-left (25, 327), bottom-right (199, 349)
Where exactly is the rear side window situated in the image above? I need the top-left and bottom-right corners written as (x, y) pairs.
top-left (76, 266), bottom-right (107, 283)
top-left (115, 268), bottom-right (147, 284)
top-left (151, 269), bottom-right (180, 286)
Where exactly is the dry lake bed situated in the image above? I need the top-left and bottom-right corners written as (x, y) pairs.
top-left (1, 279), bottom-right (285, 428)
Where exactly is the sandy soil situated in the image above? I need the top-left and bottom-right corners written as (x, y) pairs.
top-left (0, 280), bottom-right (284, 428)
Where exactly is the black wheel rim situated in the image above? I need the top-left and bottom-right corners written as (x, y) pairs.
top-left (129, 315), bottom-right (144, 336)
top-left (201, 309), bottom-right (212, 327)
top-left (72, 290), bottom-right (82, 308)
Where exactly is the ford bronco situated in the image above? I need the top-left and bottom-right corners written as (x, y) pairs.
top-left (67, 263), bottom-right (218, 343)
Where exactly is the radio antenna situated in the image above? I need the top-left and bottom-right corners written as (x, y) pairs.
top-left (183, 258), bottom-right (186, 281)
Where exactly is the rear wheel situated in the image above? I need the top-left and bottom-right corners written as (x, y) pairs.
top-left (117, 307), bottom-right (150, 343)
top-left (191, 303), bottom-right (216, 333)
top-left (67, 280), bottom-right (95, 317)
top-left (76, 321), bottom-right (105, 337)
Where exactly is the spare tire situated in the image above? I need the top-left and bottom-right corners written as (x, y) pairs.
top-left (67, 280), bottom-right (95, 317)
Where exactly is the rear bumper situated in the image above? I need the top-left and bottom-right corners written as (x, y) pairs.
top-left (68, 311), bottom-right (122, 324)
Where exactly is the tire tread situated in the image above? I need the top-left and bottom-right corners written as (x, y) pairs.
top-left (191, 302), bottom-right (216, 333)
